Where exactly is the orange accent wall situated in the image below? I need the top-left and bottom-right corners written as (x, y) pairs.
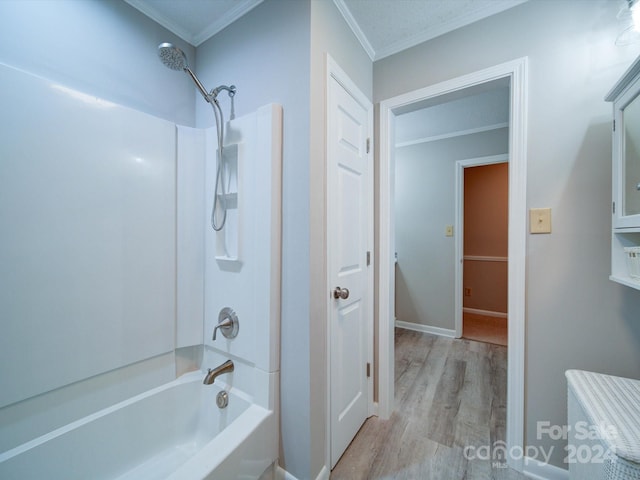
top-left (463, 163), bottom-right (508, 313)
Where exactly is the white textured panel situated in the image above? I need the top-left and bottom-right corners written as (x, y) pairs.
top-left (0, 64), bottom-right (176, 408)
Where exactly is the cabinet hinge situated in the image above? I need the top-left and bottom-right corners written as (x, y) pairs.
top-left (366, 251), bottom-right (371, 266)
top-left (366, 362), bottom-right (371, 378)
top-left (613, 119), bottom-right (616, 132)
top-left (613, 201), bottom-right (616, 214)
top-left (366, 138), bottom-right (370, 154)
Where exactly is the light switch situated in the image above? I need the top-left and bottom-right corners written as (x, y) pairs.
top-left (445, 225), bottom-right (454, 237)
top-left (530, 208), bottom-right (551, 234)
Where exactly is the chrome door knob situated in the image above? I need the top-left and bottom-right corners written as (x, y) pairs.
top-left (333, 287), bottom-right (350, 299)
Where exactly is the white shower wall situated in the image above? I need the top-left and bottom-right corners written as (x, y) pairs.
top-left (203, 105), bottom-right (282, 375)
top-left (0, 63), bottom-right (177, 409)
top-left (0, 64), bottom-right (205, 451)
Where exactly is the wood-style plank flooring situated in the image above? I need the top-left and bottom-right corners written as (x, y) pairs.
top-left (330, 328), bottom-right (528, 480)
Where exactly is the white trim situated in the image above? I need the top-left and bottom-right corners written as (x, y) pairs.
top-left (275, 465), bottom-right (331, 480)
top-left (464, 255), bottom-right (508, 262)
top-left (395, 320), bottom-right (456, 338)
top-left (315, 466), bottom-right (330, 480)
top-left (378, 58), bottom-right (528, 473)
top-left (506, 56), bottom-right (528, 474)
top-left (276, 465), bottom-right (332, 480)
top-left (123, 0), bottom-right (263, 47)
top-left (454, 153), bottom-right (508, 338)
top-left (331, 0), bottom-right (375, 61)
top-left (275, 466), bottom-right (299, 480)
top-left (396, 122), bottom-right (508, 148)
top-left (325, 54), bottom-right (374, 471)
top-left (463, 307), bottom-right (508, 319)
top-left (378, 93), bottom-right (395, 420)
top-left (523, 456), bottom-right (569, 480)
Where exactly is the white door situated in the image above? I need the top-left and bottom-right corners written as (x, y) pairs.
top-left (327, 62), bottom-right (373, 468)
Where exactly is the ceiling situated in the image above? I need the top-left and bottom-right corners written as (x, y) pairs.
top-left (125, 0), bottom-right (527, 60)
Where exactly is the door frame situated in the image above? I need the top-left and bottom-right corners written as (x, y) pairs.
top-left (325, 54), bottom-right (374, 469)
top-left (454, 154), bottom-right (509, 338)
top-left (378, 57), bottom-right (528, 472)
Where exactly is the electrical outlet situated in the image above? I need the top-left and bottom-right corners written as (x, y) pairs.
top-left (464, 287), bottom-right (472, 297)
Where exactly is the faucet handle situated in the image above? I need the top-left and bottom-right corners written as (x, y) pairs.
top-left (212, 307), bottom-right (239, 341)
top-left (212, 317), bottom-right (232, 341)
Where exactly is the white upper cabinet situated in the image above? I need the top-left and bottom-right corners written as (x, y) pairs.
top-left (607, 56), bottom-right (640, 289)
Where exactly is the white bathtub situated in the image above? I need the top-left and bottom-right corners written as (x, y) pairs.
top-left (0, 370), bottom-right (276, 479)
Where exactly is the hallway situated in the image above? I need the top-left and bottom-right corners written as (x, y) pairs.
top-left (330, 328), bottom-right (528, 479)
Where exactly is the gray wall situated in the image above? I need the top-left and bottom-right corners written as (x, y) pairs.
top-left (394, 88), bottom-right (509, 331)
top-left (197, 2), bottom-right (372, 477)
top-left (0, 0), bottom-right (195, 126)
top-left (195, 1), bottom-right (312, 476)
top-left (375, 0), bottom-right (640, 468)
top-left (395, 129), bottom-right (508, 331)
top-left (309, 0), bottom-right (373, 476)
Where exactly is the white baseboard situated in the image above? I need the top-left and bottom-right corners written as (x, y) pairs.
top-left (463, 307), bottom-right (508, 318)
top-left (275, 465), bottom-right (329, 480)
top-left (395, 320), bottom-right (456, 338)
top-left (276, 466), bottom-right (298, 480)
top-left (277, 454), bottom-right (567, 480)
top-left (523, 456), bottom-right (569, 480)
top-left (314, 466), bottom-right (330, 480)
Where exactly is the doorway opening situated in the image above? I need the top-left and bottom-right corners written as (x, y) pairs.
top-left (459, 160), bottom-right (509, 347)
top-left (378, 58), bottom-right (527, 472)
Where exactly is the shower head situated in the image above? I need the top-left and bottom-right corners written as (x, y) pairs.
top-left (158, 42), bottom-right (188, 71)
top-left (157, 42), bottom-right (211, 103)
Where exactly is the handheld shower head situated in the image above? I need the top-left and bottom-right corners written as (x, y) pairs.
top-left (157, 42), bottom-right (237, 232)
top-left (157, 42), bottom-right (211, 102)
top-left (158, 42), bottom-right (187, 71)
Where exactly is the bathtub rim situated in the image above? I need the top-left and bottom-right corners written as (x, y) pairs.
top-left (0, 369), bottom-right (256, 464)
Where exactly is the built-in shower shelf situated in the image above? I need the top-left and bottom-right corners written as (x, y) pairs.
top-left (215, 143), bottom-right (242, 266)
top-left (215, 254), bottom-right (240, 264)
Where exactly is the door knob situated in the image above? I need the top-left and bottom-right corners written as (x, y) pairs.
top-left (333, 287), bottom-right (350, 299)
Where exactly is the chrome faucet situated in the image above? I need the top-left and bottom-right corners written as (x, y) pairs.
top-left (203, 359), bottom-right (234, 385)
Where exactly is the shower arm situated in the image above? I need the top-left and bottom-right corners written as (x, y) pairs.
top-left (184, 67), bottom-right (213, 103)
top-left (211, 85), bottom-right (236, 99)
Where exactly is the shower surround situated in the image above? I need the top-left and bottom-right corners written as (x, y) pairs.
top-left (0, 62), bottom-right (282, 479)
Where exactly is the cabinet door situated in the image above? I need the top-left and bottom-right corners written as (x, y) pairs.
top-left (613, 75), bottom-right (640, 228)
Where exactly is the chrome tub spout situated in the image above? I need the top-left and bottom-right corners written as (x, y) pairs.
top-left (203, 360), bottom-right (234, 385)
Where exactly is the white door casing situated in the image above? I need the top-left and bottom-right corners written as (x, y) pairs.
top-left (327, 55), bottom-right (373, 469)
top-left (378, 57), bottom-right (528, 472)
top-left (454, 154), bottom-right (509, 338)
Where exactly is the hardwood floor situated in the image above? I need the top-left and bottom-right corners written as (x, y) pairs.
top-left (330, 328), bottom-right (528, 480)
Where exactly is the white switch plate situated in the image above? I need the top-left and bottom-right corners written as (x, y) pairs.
top-left (530, 208), bottom-right (551, 234)
top-left (445, 225), bottom-right (454, 237)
